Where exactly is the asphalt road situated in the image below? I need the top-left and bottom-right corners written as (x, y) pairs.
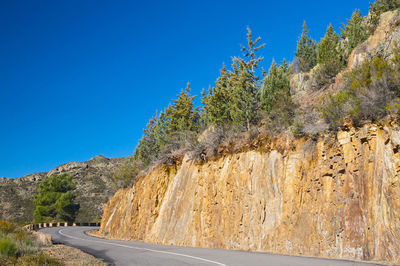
top-left (40, 227), bottom-right (382, 266)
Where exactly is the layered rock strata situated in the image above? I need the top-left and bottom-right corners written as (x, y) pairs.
top-left (100, 122), bottom-right (400, 264)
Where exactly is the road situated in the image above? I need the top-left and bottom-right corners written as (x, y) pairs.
top-left (40, 227), bottom-right (381, 266)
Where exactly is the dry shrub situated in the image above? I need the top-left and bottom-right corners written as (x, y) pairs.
top-left (311, 61), bottom-right (343, 89)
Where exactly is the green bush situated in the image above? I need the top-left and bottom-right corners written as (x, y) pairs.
top-left (320, 44), bottom-right (400, 128)
top-left (0, 238), bottom-right (17, 257)
top-left (34, 173), bottom-right (79, 223)
top-left (289, 119), bottom-right (305, 137)
top-left (320, 91), bottom-right (357, 128)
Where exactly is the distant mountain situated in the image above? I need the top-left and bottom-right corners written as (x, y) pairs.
top-left (0, 155), bottom-right (130, 223)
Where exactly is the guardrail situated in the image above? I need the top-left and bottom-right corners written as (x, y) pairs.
top-left (24, 222), bottom-right (101, 231)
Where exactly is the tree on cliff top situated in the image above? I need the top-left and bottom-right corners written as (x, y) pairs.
top-left (295, 21), bottom-right (317, 72)
top-left (201, 64), bottom-right (232, 127)
top-left (317, 24), bottom-right (341, 65)
top-left (167, 82), bottom-right (200, 135)
top-left (33, 173), bottom-right (79, 223)
top-left (229, 27), bottom-right (264, 130)
top-left (340, 9), bottom-right (368, 60)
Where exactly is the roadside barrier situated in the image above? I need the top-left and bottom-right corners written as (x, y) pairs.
top-left (24, 222), bottom-right (100, 231)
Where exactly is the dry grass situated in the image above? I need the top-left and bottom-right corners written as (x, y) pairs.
top-left (42, 244), bottom-right (108, 266)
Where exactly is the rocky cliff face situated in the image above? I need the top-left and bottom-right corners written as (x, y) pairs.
top-left (100, 122), bottom-right (400, 264)
top-left (0, 155), bottom-right (130, 222)
top-left (99, 11), bottom-right (400, 264)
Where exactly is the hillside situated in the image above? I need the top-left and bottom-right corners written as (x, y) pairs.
top-left (0, 155), bottom-right (130, 222)
top-left (99, 8), bottom-right (400, 265)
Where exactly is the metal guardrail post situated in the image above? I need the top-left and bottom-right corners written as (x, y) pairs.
top-left (26, 222), bottom-right (101, 231)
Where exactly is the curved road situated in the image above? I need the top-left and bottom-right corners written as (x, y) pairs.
top-left (40, 227), bottom-right (381, 266)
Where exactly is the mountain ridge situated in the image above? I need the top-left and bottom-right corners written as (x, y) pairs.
top-left (0, 154), bottom-right (130, 222)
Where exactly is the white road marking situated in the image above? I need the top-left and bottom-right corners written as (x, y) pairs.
top-left (58, 228), bottom-right (227, 266)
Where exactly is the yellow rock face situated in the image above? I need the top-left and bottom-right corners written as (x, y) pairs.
top-left (100, 122), bottom-right (400, 264)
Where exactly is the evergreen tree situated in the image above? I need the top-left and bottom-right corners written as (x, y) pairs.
top-left (167, 83), bottom-right (200, 134)
top-left (369, 0), bottom-right (400, 32)
top-left (133, 109), bottom-right (170, 166)
top-left (261, 59), bottom-right (291, 113)
top-left (153, 110), bottom-right (169, 150)
top-left (133, 112), bottom-right (161, 166)
top-left (318, 24), bottom-right (340, 65)
top-left (33, 173), bottom-right (79, 223)
top-left (201, 64), bottom-right (232, 126)
top-left (340, 9), bottom-right (368, 59)
top-left (295, 21), bottom-right (317, 72)
top-left (229, 27), bottom-right (264, 130)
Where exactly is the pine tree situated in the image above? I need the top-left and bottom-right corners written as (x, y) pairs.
top-left (33, 173), bottom-right (79, 222)
top-left (201, 64), bottom-right (232, 127)
top-left (167, 82), bottom-right (200, 134)
top-left (318, 24), bottom-right (340, 65)
top-left (229, 27), bottom-right (264, 130)
top-left (295, 21), bottom-right (317, 72)
top-left (261, 59), bottom-right (290, 113)
top-left (340, 9), bottom-right (368, 59)
top-left (133, 112), bottom-right (161, 166)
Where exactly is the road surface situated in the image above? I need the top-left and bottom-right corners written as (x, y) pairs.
top-left (40, 227), bottom-right (381, 266)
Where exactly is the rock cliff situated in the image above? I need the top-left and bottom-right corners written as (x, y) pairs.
top-left (100, 122), bottom-right (400, 264)
top-left (0, 155), bottom-right (130, 222)
top-left (99, 11), bottom-right (400, 264)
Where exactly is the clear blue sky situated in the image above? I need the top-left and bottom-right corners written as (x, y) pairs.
top-left (1, 0), bottom-right (368, 178)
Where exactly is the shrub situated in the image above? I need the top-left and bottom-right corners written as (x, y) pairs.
top-left (312, 61), bottom-right (344, 89)
top-left (0, 221), bottom-right (16, 234)
top-left (112, 159), bottom-right (140, 189)
top-left (0, 238), bottom-right (17, 257)
top-left (289, 119), bottom-right (305, 137)
top-left (189, 128), bottom-right (226, 162)
top-left (320, 91), bottom-right (357, 128)
top-left (18, 253), bottom-right (63, 266)
top-left (320, 45), bottom-right (400, 128)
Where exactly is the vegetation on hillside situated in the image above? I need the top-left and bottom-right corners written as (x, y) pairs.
top-left (321, 44), bottom-right (400, 128)
top-left (111, 0), bottom-right (400, 188)
top-left (0, 220), bottom-right (62, 265)
top-left (33, 174), bottom-right (79, 223)
top-left (369, 0), bottom-right (400, 32)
